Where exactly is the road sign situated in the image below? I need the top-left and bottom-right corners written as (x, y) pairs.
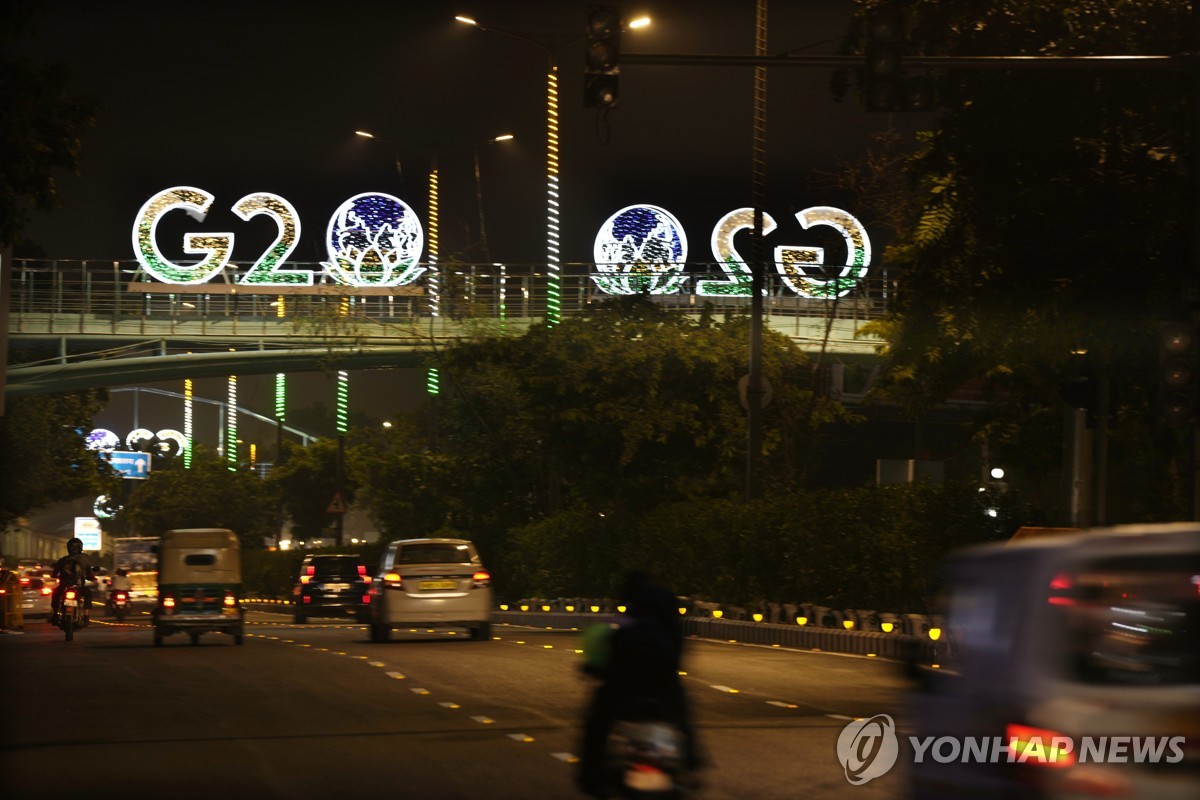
top-left (326, 492), bottom-right (347, 515)
top-left (74, 517), bottom-right (102, 551)
top-left (104, 450), bottom-right (152, 479)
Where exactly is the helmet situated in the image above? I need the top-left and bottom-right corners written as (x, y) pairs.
top-left (67, 537), bottom-right (84, 555)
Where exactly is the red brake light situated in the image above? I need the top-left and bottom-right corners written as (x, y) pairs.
top-left (162, 596), bottom-right (176, 609)
top-left (65, 589), bottom-right (77, 600)
top-left (306, 565), bottom-right (315, 576)
top-left (357, 565), bottom-right (368, 576)
top-left (383, 572), bottom-right (402, 587)
top-left (362, 594), bottom-right (371, 604)
top-left (223, 592), bottom-right (237, 607)
top-left (1005, 723), bottom-right (1076, 768)
top-left (19, 576), bottom-right (29, 586)
top-left (41, 586), bottom-right (53, 596)
top-left (472, 570), bottom-right (491, 588)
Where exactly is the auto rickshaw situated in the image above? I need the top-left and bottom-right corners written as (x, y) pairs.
top-left (151, 528), bottom-right (245, 647)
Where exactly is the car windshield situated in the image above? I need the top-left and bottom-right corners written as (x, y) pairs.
top-left (309, 556), bottom-right (362, 577)
top-left (1051, 554), bottom-right (1200, 686)
top-left (396, 543), bottom-right (471, 565)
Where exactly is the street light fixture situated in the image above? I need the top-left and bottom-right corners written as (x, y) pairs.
top-left (455, 13), bottom-right (649, 326)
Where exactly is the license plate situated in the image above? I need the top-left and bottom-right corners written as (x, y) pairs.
top-left (322, 583), bottom-right (350, 591)
top-left (64, 598), bottom-right (77, 607)
top-left (420, 580), bottom-right (457, 591)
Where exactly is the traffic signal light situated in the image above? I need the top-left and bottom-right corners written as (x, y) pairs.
top-left (862, 7), bottom-right (932, 112)
top-left (584, 5), bottom-right (621, 109)
top-left (1158, 321), bottom-right (1198, 425)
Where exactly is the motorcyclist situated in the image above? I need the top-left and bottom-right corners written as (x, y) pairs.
top-left (50, 537), bottom-right (97, 625)
top-left (108, 568), bottom-right (132, 606)
top-left (578, 571), bottom-right (702, 796)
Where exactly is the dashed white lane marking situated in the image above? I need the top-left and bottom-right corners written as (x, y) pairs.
top-left (552, 753), bottom-right (580, 764)
top-left (826, 714), bottom-right (856, 721)
top-left (411, 687), bottom-right (431, 695)
top-left (710, 685), bottom-right (740, 693)
top-left (439, 702), bottom-right (461, 709)
top-left (385, 671), bottom-right (406, 680)
top-left (508, 733), bottom-right (535, 743)
top-left (767, 700), bottom-right (798, 709)
top-left (471, 716), bottom-right (495, 724)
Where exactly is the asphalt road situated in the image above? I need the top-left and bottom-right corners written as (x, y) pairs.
top-left (0, 606), bottom-right (912, 799)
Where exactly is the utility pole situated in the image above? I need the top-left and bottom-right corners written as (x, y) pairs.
top-left (745, 0), bottom-right (768, 501)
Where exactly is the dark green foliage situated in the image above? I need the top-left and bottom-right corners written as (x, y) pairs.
top-left (0, 391), bottom-right (114, 528)
top-left (115, 450), bottom-right (282, 548)
top-left (0, 1), bottom-right (97, 248)
top-left (835, 1), bottom-right (1195, 522)
top-left (266, 437), bottom-right (358, 541)
top-left (503, 481), bottom-right (1014, 613)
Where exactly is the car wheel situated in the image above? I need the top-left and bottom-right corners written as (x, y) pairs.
top-left (294, 613), bottom-right (307, 624)
top-left (472, 622), bottom-right (492, 641)
top-left (371, 622), bottom-right (390, 643)
top-left (189, 632), bottom-right (201, 646)
top-left (153, 627), bottom-right (163, 647)
top-left (234, 632), bottom-right (244, 646)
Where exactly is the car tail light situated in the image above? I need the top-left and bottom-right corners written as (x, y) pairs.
top-left (472, 570), bottom-right (492, 589)
top-left (302, 596), bottom-right (312, 604)
top-left (41, 586), bottom-right (53, 596)
top-left (20, 576), bottom-right (29, 587)
top-left (223, 592), bottom-right (237, 607)
top-left (384, 572), bottom-right (402, 587)
top-left (116, 591), bottom-right (128, 601)
top-left (1005, 723), bottom-right (1076, 768)
top-left (362, 594), bottom-right (371, 604)
top-left (162, 596), bottom-right (176, 609)
top-left (357, 565), bottom-right (368, 576)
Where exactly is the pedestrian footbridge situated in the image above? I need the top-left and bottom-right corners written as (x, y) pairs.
top-left (5, 259), bottom-right (889, 397)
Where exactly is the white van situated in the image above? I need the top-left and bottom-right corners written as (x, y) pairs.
top-left (910, 523), bottom-right (1199, 799)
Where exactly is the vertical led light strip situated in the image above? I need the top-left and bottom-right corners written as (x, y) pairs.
top-left (498, 263), bottom-right (507, 333)
top-left (183, 378), bottom-right (194, 470)
top-left (275, 373), bottom-right (286, 422)
top-left (428, 168), bottom-right (440, 318)
top-left (226, 375), bottom-right (238, 471)
top-left (427, 367), bottom-right (440, 395)
top-left (336, 370), bottom-right (349, 435)
top-left (545, 67), bottom-right (561, 326)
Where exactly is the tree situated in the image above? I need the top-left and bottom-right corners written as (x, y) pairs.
top-left (115, 449), bottom-right (282, 547)
top-left (0, 390), bottom-right (114, 529)
top-left (364, 297), bottom-right (856, 567)
top-left (836, 0), bottom-right (1193, 521)
top-left (0, 1), bottom-right (97, 249)
top-left (266, 437), bottom-right (358, 542)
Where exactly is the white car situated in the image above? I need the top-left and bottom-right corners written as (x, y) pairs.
top-left (20, 576), bottom-right (54, 619)
top-left (367, 538), bottom-right (493, 642)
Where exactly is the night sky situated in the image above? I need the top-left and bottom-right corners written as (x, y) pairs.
top-left (14, 0), bottom-right (923, 448)
top-left (16, 0), bottom-right (915, 267)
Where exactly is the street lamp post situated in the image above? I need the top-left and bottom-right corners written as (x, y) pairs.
top-left (356, 130), bottom-right (513, 319)
top-left (456, 14), bottom-right (563, 325)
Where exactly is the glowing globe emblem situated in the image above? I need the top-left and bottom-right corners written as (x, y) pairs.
top-left (322, 192), bottom-right (425, 287)
top-left (85, 429), bottom-right (120, 451)
top-left (592, 204), bottom-right (689, 295)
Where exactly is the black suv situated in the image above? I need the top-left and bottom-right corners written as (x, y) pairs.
top-left (293, 554), bottom-right (372, 623)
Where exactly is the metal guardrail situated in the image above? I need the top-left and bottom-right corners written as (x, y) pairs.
top-left (7, 259), bottom-right (892, 353)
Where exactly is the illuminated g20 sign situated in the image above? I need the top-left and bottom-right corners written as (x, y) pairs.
top-left (133, 186), bottom-right (868, 298)
top-left (133, 187), bottom-right (425, 288)
top-left (592, 204), bottom-right (871, 300)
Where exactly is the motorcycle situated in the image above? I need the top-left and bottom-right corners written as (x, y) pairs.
top-left (108, 589), bottom-right (131, 622)
top-left (56, 580), bottom-right (90, 642)
top-left (605, 700), bottom-right (691, 799)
